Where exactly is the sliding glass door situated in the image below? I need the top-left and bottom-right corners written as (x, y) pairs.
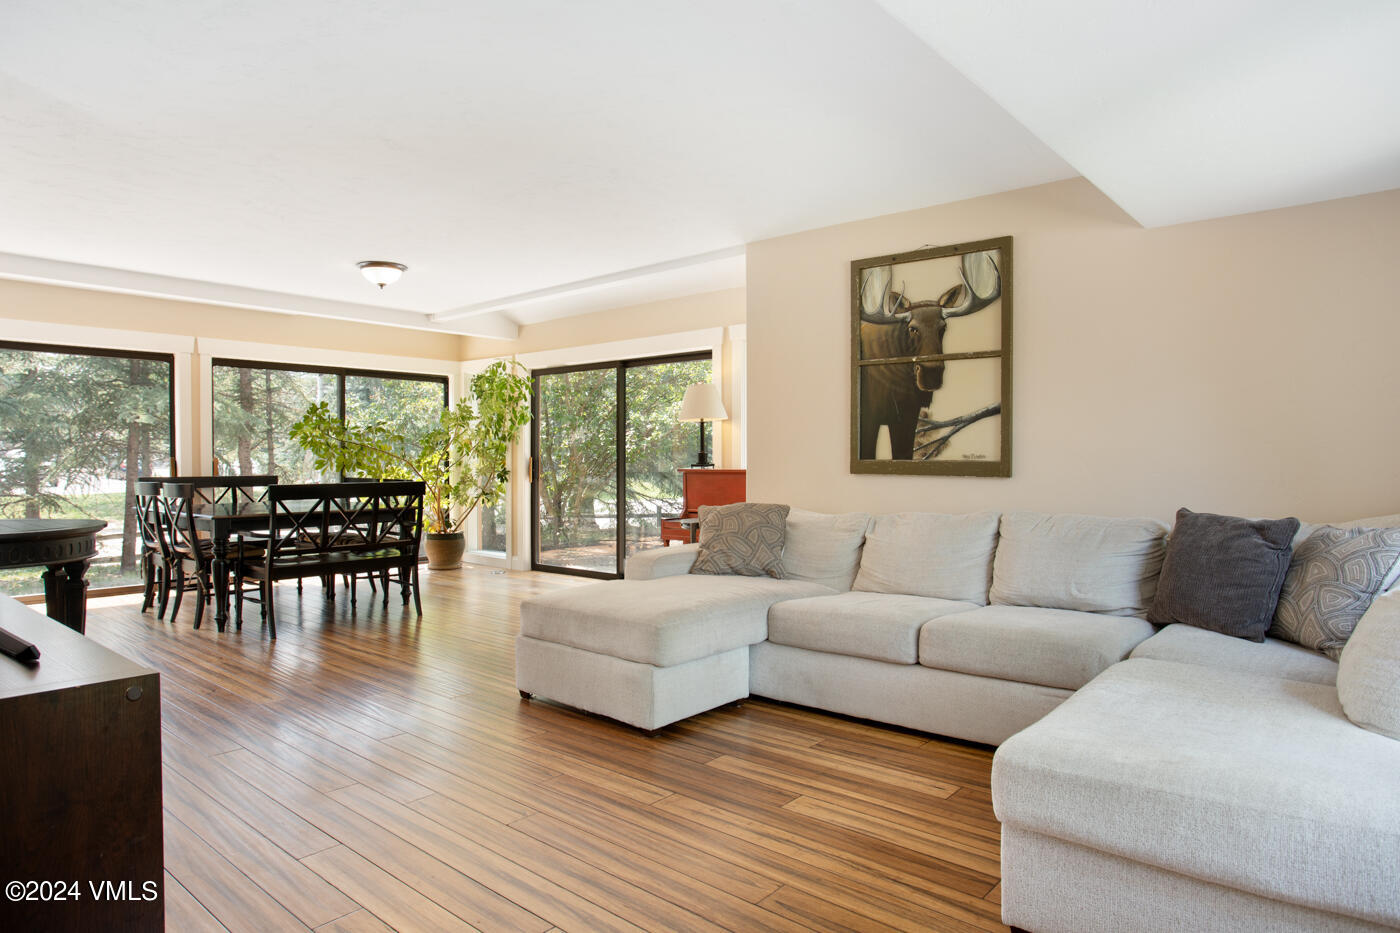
top-left (532, 364), bottom-right (619, 574)
top-left (532, 353), bottom-right (712, 578)
top-left (623, 356), bottom-right (714, 556)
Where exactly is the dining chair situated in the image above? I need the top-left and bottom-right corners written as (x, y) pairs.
top-left (158, 482), bottom-right (217, 628)
top-left (176, 474), bottom-right (279, 517)
top-left (135, 480), bottom-right (172, 617)
top-left (159, 478), bottom-right (275, 628)
top-left (235, 480), bottom-right (425, 638)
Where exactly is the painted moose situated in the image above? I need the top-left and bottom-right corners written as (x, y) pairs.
top-left (858, 250), bottom-right (1001, 460)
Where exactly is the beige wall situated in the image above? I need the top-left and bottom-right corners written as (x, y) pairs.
top-left (460, 287), bottom-right (745, 360)
top-left (747, 178), bottom-right (1400, 524)
top-left (0, 277), bottom-right (462, 474)
top-left (0, 278), bottom-right (461, 360)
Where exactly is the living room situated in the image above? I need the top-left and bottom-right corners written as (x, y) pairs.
top-left (2, 3), bottom-right (1398, 932)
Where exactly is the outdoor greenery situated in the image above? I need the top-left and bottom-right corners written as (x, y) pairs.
top-left (535, 356), bottom-right (710, 570)
top-left (0, 347), bottom-right (172, 595)
top-left (345, 374), bottom-right (445, 451)
top-left (290, 360), bottom-right (531, 535)
top-left (213, 366), bottom-right (337, 481)
top-left (212, 366), bottom-right (446, 482)
top-left (625, 359), bottom-right (713, 552)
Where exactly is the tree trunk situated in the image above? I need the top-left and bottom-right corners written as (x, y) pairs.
top-left (264, 370), bottom-right (276, 477)
top-left (139, 423), bottom-right (151, 479)
top-left (119, 362), bottom-right (142, 574)
top-left (237, 367), bottom-right (254, 474)
top-left (23, 472), bottom-right (40, 519)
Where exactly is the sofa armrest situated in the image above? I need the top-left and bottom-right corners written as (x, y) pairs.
top-left (626, 543), bottom-right (699, 580)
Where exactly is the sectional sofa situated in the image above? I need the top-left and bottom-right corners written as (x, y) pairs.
top-left (515, 507), bottom-right (1400, 932)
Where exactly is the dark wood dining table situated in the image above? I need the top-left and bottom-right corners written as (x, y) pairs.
top-left (191, 499), bottom-right (321, 631)
top-left (0, 518), bottom-right (108, 634)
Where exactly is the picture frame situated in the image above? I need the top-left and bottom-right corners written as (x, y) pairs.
top-left (850, 235), bottom-right (1012, 476)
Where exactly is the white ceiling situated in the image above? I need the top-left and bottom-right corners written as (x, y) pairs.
top-left (875, 0), bottom-right (1400, 228)
top-left (2, 1), bottom-right (1394, 337)
top-left (0, 0), bottom-right (1072, 337)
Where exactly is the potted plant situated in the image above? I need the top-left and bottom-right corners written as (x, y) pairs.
top-left (290, 360), bottom-right (531, 569)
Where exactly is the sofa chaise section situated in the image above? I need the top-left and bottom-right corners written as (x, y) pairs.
top-left (516, 572), bottom-right (833, 730)
top-left (993, 657), bottom-right (1400, 932)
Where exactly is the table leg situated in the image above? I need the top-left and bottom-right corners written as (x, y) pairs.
top-left (41, 559), bottom-right (91, 635)
top-left (211, 537), bottom-right (230, 632)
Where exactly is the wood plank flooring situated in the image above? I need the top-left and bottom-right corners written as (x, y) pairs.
top-left (82, 566), bottom-right (1008, 933)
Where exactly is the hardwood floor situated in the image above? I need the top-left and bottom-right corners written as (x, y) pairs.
top-left (82, 566), bottom-right (1009, 933)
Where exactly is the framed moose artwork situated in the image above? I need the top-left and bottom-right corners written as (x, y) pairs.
top-left (850, 236), bottom-right (1012, 476)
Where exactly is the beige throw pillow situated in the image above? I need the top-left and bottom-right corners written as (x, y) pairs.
top-left (690, 502), bottom-right (790, 579)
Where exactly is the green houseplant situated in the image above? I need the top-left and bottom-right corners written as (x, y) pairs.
top-left (290, 360), bottom-right (531, 569)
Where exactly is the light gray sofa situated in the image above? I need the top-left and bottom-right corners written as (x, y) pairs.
top-left (515, 507), bottom-right (1400, 931)
top-left (518, 508), bottom-right (1168, 740)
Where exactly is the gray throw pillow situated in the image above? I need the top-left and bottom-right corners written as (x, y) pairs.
top-left (1147, 509), bottom-right (1300, 641)
top-left (1271, 525), bottom-right (1400, 658)
top-left (690, 502), bottom-right (790, 579)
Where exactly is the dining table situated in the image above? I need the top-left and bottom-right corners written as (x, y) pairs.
top-left (190, 495), bottom-right (413, 631)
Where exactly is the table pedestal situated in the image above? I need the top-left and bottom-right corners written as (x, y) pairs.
top-left (41, 558), bottom-right (94, 634)
top-left (0, 518), bottom-right (107, 635)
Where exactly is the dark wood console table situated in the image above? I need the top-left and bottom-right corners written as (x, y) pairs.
top-left (0, 519), bottom-right (107, 634)
top-left (0, 594), bottom-right (163, 931)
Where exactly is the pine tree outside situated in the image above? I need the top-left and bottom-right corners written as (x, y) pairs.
top-left (0, 344), bottom-right (174, 596)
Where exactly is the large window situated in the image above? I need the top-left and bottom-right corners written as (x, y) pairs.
top-left (0, 341), bottom-right (175, 596)
top-left (212, 360), bottom-right (447, 480)
top-left (532, 353), bottom-right (712, 577)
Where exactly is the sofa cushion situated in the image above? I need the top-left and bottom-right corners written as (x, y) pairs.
top-left (780, 508), bottom-right (871, 591)
top-left (1130, 623), bottom-right (1337, 686)
top-left (768, 591), bottom-right (978, 665)
top-left (1338, 590), bottom-right (1400, 740)
top-left (1270, 525), bottom-right (1400, 658)
top-left (625, 542), bottom-right (699, 580)
top-left (691, 502), bottom-right (789, 578)
top-left (992, 659), bottom-right (1400, 927)
top-left (919, 605), bottom-right (1156, 691)
top-left (1147, 508), bottom-right (1299, 641)
top-left (519, 575), bottom-right (834, 667)
top-left (989, 512), bottom-right (1167, 616)
top-left (853, 511), bottom-right (999, 604)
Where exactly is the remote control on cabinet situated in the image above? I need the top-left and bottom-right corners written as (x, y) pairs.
top-left (0, 626), bottom-right (40, 664)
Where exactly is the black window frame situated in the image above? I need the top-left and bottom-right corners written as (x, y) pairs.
top-left (0, 339), bottom-right (178, 597)
top-left (530, 350), bottom-right (712, 580)
top-left (210, 358), bottom-right (449, 478)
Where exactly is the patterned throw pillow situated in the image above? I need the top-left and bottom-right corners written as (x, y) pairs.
top-left (1271, 526), bottom-right (1400, 658)
top-left (690, 502), bottom-right (790, 579)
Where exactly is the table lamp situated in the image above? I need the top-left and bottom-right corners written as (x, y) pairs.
top-left (678, 383), bottom-right (728, 468)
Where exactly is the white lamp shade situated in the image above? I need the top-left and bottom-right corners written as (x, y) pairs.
top-left (678, 382), bottom-right (727, 422)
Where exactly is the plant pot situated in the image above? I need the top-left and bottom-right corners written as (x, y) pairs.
top-left (424, 532), bottom-right (466, 570)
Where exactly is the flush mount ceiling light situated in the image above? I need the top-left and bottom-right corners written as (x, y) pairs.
top-left (357, 260), bottom-right (407, 289)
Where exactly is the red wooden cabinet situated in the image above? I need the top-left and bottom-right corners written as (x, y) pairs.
top-left (660, 469), bottom-right (746, 545)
